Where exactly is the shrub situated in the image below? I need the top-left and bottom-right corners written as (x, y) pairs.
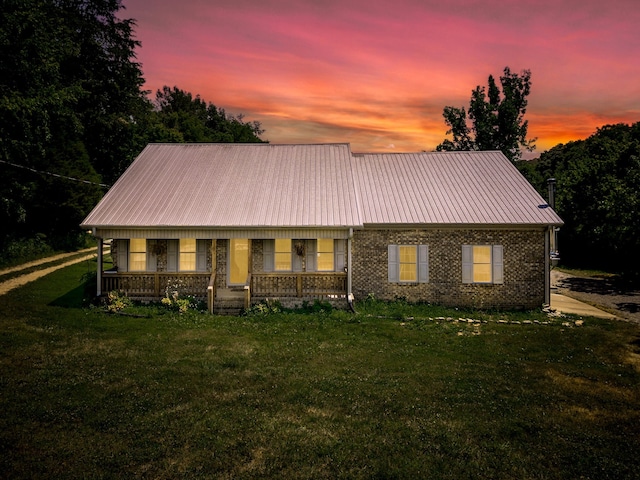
top-left (161, 280), bottom-right (203, 313)
top-left (300, 299), bottom-right (333, 314)
top-left (242, 299), bottom-right (282, 317)
top-left (104, 290), bottom-right (132, 312)
top-left (0, 234), bottom-right (53, 268)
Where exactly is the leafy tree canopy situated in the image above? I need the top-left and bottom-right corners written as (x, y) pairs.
top-left (0, 2), bottom-right (266, 255)
top-left (519, 123), bottom-right (640, 278)
top-left (437, 67), bottom-right (535, 162)
top-left (144, 86), bottom-right (266, 144)
top-left (0, 0), bottom-right (146, 249)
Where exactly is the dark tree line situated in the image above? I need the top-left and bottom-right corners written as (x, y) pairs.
top-left (0, 0), bottom-right (264, 259)
top-left (517, 123), bottom-right (640, 278)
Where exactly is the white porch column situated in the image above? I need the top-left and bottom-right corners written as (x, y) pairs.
top-left (347, 228), bottom-right (353, 295)
top-left (96, 238), bottom-right (103, 297)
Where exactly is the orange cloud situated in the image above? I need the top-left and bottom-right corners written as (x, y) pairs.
top-left (124, 0), bottom-right (640, 154)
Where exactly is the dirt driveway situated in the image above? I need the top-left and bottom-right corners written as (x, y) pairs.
top-left (552, 269), bottom-right (640, 324)
top-left (0, 248), bottom-right (100, 296)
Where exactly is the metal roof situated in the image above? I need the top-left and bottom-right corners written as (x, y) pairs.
top-left (82, 144), bottom-right (563, 230)
top-left (81, 143), bottom-right (362, 228)
top-left (353, 150), bottom-right (563, 226)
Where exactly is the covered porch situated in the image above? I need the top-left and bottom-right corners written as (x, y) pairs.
top-left (99, 270), bottom-right (347, 314)
top-left (93, 228), bottom-right (354, 314)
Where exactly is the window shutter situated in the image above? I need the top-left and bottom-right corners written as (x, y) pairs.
top-left (418, 244), bottom-right (429, 283)
top-left (306, 240), bottom-right (317, 272)
top-left (335, 239), bottom-right (346, 272)
top-left (147, 240), bottom-right (157, 272)
top-left (116, 240), bottom-right (128, 272)
top-left (263, 239), bottom-right (274, 272)
top-left (492, 245), bottom-right (504, 284)
top-left (167, 240), bottom-right (178, 272)
top-left (462, 245), bottom-right (473, 284)
top-left (196, 240), bottom-right (208, 272)
top-left (388, 245), bottom-right (399, 282)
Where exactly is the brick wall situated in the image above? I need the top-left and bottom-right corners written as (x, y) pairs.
top-left (351, 228), bottom-right (547, 309)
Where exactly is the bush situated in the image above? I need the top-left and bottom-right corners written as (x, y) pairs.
top-left (242, 299), bottom-right (282, 317)
top-left (104, 290), bottom-right (132, 313)
top-left (161, 280), bottom-right (203, 313)
top-left (300, 299), bottom-right (333, 314)
top-left (0, 234), bottom-right (53, 268)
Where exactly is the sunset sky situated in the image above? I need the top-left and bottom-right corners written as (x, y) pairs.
top-left (123, 0), bottom-right (639, 155)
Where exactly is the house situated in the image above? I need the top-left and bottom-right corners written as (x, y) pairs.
top-left (81, 143), bottom-right (563, 313)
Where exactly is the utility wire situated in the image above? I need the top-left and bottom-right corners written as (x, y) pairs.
top-left (0, 159), bottom-right (111, 188)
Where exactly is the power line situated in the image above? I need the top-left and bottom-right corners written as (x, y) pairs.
top-left (0, 159), bottom-right (111, 188)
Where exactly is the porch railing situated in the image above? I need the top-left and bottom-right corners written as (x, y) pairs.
top-left (102, 272), bottom-right (211, 298)
top-left (250, 272), bottom-right (347, 298)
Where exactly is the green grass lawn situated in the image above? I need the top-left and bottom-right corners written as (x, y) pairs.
top-left (1, 260), bottom-right (639, 479)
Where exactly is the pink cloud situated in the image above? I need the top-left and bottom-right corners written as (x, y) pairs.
top-left (123, 0), bottom-right (640, 153)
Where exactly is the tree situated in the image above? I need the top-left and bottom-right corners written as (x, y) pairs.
top-left (0, 0), bottom-right (146, 250)
top-left (0, 2), bottom-right (266, 256)
top-left (437, 67), bottom-right (535, 162)
top-left (144, 86), bottom-right (266, 144)
top-left (520, 123), bottom-right (640, 278)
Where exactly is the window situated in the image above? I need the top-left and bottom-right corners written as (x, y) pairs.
top-left (472, 245), bottom-right (492, 282)
top-left (388, 245), bottom-right (429, 283)
top-left (317, 238), bottom-right (334, 271)
top-left (179, 238), bottom-right (196, 271)
top-left (462, 245), bottom-right (504, 284)
top-left (399, 245), bottom-right (417, 282)
top-left (274, 238), bottom-right (292, 271)
top-left (129, 238), bottom-right (146, 271)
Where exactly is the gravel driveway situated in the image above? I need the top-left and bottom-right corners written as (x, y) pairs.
top-left (0, 248), bottom-right (99, 297)
top-left (551, 269), bottom-right (640, 324)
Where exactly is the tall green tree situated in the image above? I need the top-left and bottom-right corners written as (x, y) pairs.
top-left (0, 0), bottom-right (146, 249)
top-left (144, 86), bottom-right (266, 144)
top-left (437, 67), bottom-right (535, 162)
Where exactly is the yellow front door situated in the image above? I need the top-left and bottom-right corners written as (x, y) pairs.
top-left (229, 239), bottom-right (249, 285)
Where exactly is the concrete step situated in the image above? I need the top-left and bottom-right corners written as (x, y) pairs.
top-left (213, 297), bottom-right (245, 315)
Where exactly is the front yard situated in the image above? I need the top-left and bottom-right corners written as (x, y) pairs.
top-left (1, 260), bottom-right (639, 479)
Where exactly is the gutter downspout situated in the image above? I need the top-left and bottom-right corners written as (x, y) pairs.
top-left (347, 228), bottom-right (356, 313)
top-left (547, 178), bottom-right (558, 256)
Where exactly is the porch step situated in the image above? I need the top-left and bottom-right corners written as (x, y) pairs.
top-left (214, 288), bottom-right (246, 315)
top-left (213, 299), bottom-right (245, 315)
